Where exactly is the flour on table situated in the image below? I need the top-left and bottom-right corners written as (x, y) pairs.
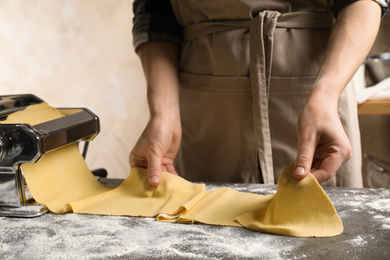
top-left (346, 236), bottom-right (368, 247)
top-left (0, 214), bottom-right (302, 260)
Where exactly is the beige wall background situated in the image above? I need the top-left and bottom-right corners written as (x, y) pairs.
top-left (0, 0), bottom-right (149, 178)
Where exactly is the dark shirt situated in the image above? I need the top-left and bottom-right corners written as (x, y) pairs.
top-left (132, 0), bottom-right (181, 50)
top-left (132, 0), bottom-right (389, 50)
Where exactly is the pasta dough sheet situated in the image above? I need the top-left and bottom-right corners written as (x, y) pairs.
top-left (23, 144), bottom-right (111, 213)
top-left (4, 103), bottom-right (343, 237)
top-left (70, 168), bottom-right (206, 218)
top-left (236, 162), bottom-right (344, 237)
top-left (5, 103), bottom-right (110, 213)
top-left (174, 188), bottom-right (273, 227)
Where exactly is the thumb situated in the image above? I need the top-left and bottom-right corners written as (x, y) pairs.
top-left (294, 137), bottom-right (316, 179)
top-left (147, 151), bottom-right (162, 186)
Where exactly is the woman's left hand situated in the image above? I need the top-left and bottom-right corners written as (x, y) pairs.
top-left (292, 0), bottom-right (381, 183)
top-left (293, 93), bottom-right (352, 183)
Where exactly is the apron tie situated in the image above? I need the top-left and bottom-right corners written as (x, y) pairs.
top-left (250, 11), bottom-right (280, 184)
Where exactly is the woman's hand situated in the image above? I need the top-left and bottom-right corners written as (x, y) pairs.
top-left (294, 0), bottom-right (381, 182)
top-left (130, 40), bottom-right (181, 186)
top-left (294, 93), bottom-right (351, 183)
top-left (129, 115), bottom-right (181, 186)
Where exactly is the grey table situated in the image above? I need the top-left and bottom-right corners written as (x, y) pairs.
top-left (1, 181), bottom-right (389, 260)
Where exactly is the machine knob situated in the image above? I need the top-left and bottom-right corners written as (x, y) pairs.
top-left (0, 131), bottom-right (22, 160)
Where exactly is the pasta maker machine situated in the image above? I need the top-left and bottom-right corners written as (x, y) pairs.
top-left (0, 94), bottom-right (100, 217)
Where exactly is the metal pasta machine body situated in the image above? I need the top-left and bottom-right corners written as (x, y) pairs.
top-left (0, 94), bottom-right (100, 217)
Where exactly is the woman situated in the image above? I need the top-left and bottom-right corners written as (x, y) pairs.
top-left (130, 0), bottom-right (388, 187)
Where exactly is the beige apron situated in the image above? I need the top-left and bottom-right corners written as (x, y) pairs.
top-left (171, 0), bottom-right (363, 187)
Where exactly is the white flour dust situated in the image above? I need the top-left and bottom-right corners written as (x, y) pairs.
top-left (205, 184), bottom-right (275, 196)
top-left (2, 187), bottom-right (389, 259)
top-left (365, 198), bottom-right (390, 212)
top-left (0, 214), bottom-right (300, 260)
top-left (346, 236), bottom-right (369, 247)
top-left (333, 189), bottom-right (390, 231)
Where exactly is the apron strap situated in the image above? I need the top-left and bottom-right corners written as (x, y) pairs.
top-left (249, 11), bottom-right (280, 183)
top-left (183, 12), bottom-right (334, 42)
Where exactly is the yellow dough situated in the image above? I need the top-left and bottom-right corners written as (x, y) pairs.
top-left (3, 103), bottom-right (343, 237)
top-left (71, 168), bottom-right (206, 218)
top-left (175, 188), bottom-right (273, 227)
top-left (22, 144), bottom-right (111, 213)
top-left (236, 162), bottom-right (344, 237)
top-left (4, 103), bottom-right (110, 213)
top-left (3, 102), bottom-right (64, 124)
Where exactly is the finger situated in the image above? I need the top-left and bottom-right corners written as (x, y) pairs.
top-left (165, 164), bottom-right (178, 176)
top-left (129, 158), bottom-right (148, 169)
top-left (294, 135), bottom-right (317, 179)
top-left (311, 169), bottom-right (331, 183)
top-left (147, 152), bottom-right (162, 186)
top-left (128, 151), bottom-right (137, 168)
top-left (129, 150), bottom-right (148, 169)
top-left (311, 157), bottom-right (322, 171)
top-left (311, 156), bottom-right (342, 183)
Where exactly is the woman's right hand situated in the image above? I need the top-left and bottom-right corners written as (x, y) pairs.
top-left (129, 114), bottom-right (182, 186)
top-left (130, 40), bottom-right (181, 186)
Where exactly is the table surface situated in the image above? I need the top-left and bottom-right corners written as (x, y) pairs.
top-left (1, 181), bottom-right (389, 260)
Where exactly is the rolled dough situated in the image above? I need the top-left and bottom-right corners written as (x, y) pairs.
top-left (175, 188), bottom-right (273, 227)
top-left (3, 103), bottom-right (343, 237)
top-left (5, 103), bottom-right (110, 213)
top-left (70, 167), bottom-right (206, 218)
